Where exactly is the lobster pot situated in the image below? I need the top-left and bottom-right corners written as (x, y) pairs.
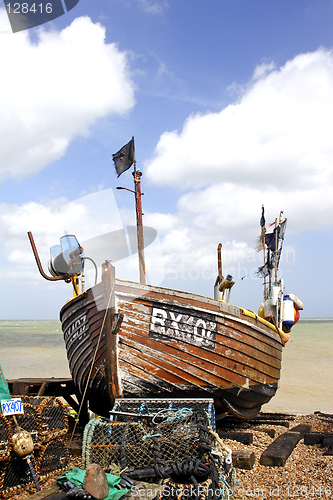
top-left (35, 439), bottom-right (67, 479)
top-left (83, 407), bottom-right (213, 480)
top-left (37, 398), bottom-right (68, 444)
top-left (8, 404), bottom-right (41, 447)
top-left (125, 410), bottom-right (214, 483)
top-left (111, 398), bottom-right (216, 431)
top-left (0, 456), bottom-right (36, 498)
top-left (8, 397), bottom-right (69, 446)
top-left (0, 417), bottom-right (11, 463)
top-left (0, 397), bottom-right (69, 497)
top-left (20, 396), bottom-right (48, 407)
top-left (82, 420), bottom-right (152, 472)
top-left (156, 412), bottom-right (212, 466)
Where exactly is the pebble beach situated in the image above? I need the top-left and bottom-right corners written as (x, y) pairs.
top-left (227, 413), bottom-right (333, 499)
top-left (4, 412), bottom-right (332, 500)
top-left (1, 320), bottom-right (332, 499)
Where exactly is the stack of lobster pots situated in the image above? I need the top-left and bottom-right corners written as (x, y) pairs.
top-left (0, 396), bottom-right (68, 497)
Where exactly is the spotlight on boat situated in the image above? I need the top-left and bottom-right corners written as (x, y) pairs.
top-left (218, 274), bottom-right (235, 303)
top-left (219, 274), bottom-right (235, 292)
top-left (48, 234), bottom-right (84, 278)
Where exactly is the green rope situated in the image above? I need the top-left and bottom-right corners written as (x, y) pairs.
top-left (152, 407), bottom-right (193, 425)
top-left (142, 433), bottom-right (162, 441)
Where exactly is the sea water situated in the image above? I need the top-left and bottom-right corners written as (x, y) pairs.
top-left (0, 320), bottom-right (70, 379)
top-left (0, 319), bottom-right (331, 414)
top-left (264, 318), bottom-right (333, 414)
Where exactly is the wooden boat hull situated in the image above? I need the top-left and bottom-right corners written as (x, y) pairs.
top-left (60, 266), bottom-right (283, 419)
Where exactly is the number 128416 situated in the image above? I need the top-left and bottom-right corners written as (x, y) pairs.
top-left (5, 3), bottom-right (53, 14)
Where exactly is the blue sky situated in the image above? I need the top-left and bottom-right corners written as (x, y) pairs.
top-left (0, 0), bottom-right (332, 319)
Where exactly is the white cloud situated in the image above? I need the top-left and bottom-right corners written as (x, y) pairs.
top-left (0, 190), bottom-right (165, 298)
top-left (137, 0), bottom-right (169, 15)
top-left (145, 48), bottom-right (333, 212)
top-left (142, 49), bottom-right (333, 312)
top-left (0, 12), bottom-right (135, 183)
top-left (0, 190), bottom-right (120, 279)
top-left (252, 60), bottom-right (276, 81)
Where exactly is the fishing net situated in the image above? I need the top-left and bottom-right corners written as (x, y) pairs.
top-left (0, 456), bottom-right (37, 498)
top-left (37, 397), bottom-right (68, 443)
top-left (6, 397), bottom-right (69, 446)
top-left (110, 398), bottom-right (216, 431)
top-left (0, 397), bottom-right (68, 497)
top-left (0, 418), bottom-right (11, 462)
top-left (9, 403), bottom-right (40, 446)
top-left (82, 420), bottom-right (152, 471)
top-left (0, 367), bottom-right (10, 403)
top-left (83, 399), bottom-right (236, 500)
top-left (35, 439), bottom-right (67, 479)
top-left (83, 404), bottom-right (212, 474)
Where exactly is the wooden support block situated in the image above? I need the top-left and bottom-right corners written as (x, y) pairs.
top-left (260, 424), bottom-right (312, 467)
top-left (314, 411), bottom-right (333, 419)
top-left (253, 427), bottom-right (276, 438)
top-left (232, 450), bottom-right (256, 470)
top-left (323, 436), bottom-right (333, 447)
top-left (12, 381), bottom-right (27, 395)
top-left (257, 413), bottom-right (295, 420)
top-left (26, 483), bottom-right (65, 500)
top-left (218, 431), bottom-right (253, 444)
top-left (251, 420), bottom-right (290, 428)
top-left (304, 433), bottom-right (324, 445)
top-left (304, 433), bottom-right (333, 445)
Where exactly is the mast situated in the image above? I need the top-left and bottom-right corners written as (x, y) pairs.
top-left (133, 165), bottom-right (146, 284)
top-left (261, 205), bottom-right (266, 300)
top-left (273, 217), bottom-right (278, 284)
top-left (114, 137), bottom-right (146, 284)
top-left (259, 205), bottom-right (267, 300)
top-left (273, 211), bottom-right (284, 283)
top-left (132, 139), bottom-right (146, 285)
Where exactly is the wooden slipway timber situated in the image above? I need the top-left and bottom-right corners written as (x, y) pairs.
top-left (60, 261), bottom-right (283, 420)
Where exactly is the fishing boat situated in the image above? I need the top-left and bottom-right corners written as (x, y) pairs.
top-left (28, 140), bottom-right (303, 420)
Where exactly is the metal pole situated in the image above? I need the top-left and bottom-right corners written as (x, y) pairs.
top-left (133, 167), bottom-right (146, 284)
top-left (261, 204), bottom-right (267, 301)
top-left (27, 232), bottom-right (70, 282)
top-left (274, 217), bottom-right (278, 283)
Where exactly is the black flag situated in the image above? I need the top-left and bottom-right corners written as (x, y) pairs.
top-left (113, 137), bottom-right (135, 177)
top-left (265, 227), bottom-right (279, 251)
top-left (260, 205), bottom-right (265, 229)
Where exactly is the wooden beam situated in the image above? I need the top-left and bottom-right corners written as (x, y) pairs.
top-left (232, 450), bottom-right (256, 469)
top-left (250, 420), bottom-right (290, 427)
top-left (218, 431), bottom-right (253, 445)
top-left (25, 483), bottom-right (65, 500)
top-left (252, 426), bottom-right (276, 438)
top-left (260, 424), bottom-right (312, 467)
top-left (323, 436), bottom-right (333, 447)
top-left (304, 432), bottom-right (333, 445)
